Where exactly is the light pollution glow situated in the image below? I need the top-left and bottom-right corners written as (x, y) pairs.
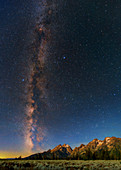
top-left (0, 151), bottom-right (31, 159)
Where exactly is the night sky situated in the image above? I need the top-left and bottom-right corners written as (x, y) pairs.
top-left (0, 0), bottom-right (121, 158)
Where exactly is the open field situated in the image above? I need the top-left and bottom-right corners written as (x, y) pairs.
top-left (0, 160), bottom-right (121, 170)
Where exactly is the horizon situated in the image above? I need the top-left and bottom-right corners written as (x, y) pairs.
top-left (0, 136), bottom-right (120, 159)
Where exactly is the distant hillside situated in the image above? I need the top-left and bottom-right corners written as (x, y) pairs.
top-left (24, 137), bottom-right (121, 160)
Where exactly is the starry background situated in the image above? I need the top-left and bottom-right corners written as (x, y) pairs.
top-left (0, 0), bottom-right (121, 158)
top-left (47, 0), bottom-right (121, 147)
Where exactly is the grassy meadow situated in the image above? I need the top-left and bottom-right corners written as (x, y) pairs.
top-left (0, 160), bottom-right (121, 169)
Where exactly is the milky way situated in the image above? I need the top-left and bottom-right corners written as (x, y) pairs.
top-left (24, 0), bottom-right (53, 153)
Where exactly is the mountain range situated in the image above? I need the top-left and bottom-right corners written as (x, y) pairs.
top-left (24, 137), bottom-right (121, 160)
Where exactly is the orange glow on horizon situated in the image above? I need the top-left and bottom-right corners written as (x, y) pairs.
top-left (0, 151), bottom-right (33, 159)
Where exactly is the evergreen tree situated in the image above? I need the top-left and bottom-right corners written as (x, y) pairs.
top-left (104, 150), bottom-right (109, 160)
top-left (84, 148), bottom-right (93, 160)
top-left (110, 150), bottom-right (114, 160)
top-left (100, 150), bottom-right (105, 160)
top-left (92, 152), bottom-right (96, 160)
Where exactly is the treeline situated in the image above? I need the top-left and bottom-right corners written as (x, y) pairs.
top-left (23, 149), bottom-right (121, 160)
top-left (70, 149), bottom-right (121, 160)
top-left (24, 153), bottom-right (65, 160)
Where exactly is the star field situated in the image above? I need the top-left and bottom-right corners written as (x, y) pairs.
top-left (46, 0), bottom-right (121, 147)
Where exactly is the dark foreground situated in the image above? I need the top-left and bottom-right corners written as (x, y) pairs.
top-left (1, 160), bottom-right (121, 169)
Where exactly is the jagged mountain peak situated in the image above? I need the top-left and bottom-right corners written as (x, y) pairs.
top-left (79, 144), bottom-right (85, 148)
top-left (51, 143), bottom-right (72, 155)
top-left (92, 138), bottom-right (99, 141)
top-left (51, 144), bottom-right (62, 152)
top-left (62, 144), bottom-right (70, 148)
top-left (71, 136), bottom-right (121, 159)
